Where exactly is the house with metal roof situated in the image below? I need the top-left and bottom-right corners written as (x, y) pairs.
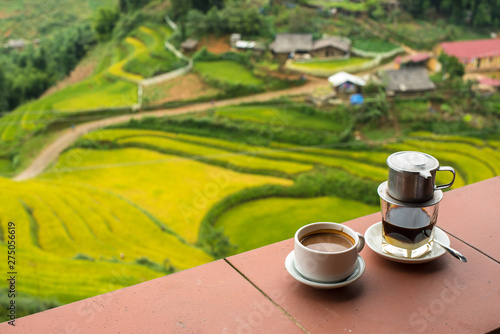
top-left (436, 39), bottom-right (500, 72)
top-left (328, 71), bottom-right (365, 94)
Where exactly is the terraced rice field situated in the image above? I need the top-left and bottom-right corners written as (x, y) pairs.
top-left (0, 76), bottom-right (137, 142)
top-left (40, 147), bottom-right (293, 243)
top-left (123, 25), bottom-right (183, 78)
top-left (107, 36), bottom-right (146, 82)
top-left (288, 57), bottom-right (372, 75)
top-left (0, 176), bottom-right (212, 304)
top-left (194, 60), bottom-right (264, 86)
top-left (117, 136), bottom-right (313, 175)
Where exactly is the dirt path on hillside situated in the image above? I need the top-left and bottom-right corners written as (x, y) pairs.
top-left (14, 78), bottom-right (327, 181)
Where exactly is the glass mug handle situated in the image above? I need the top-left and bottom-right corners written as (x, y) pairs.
top-left (435, 166), bottom-right (456, 190)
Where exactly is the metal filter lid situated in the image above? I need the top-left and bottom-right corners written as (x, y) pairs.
top-left (387, 151), bottom-right (439, 173)
top-left (378, 181), bottom-right (443, 207)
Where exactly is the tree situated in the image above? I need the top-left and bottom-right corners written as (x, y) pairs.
top-left (204, 228), bottom-right (236, 258)
top-left (438, 53), bottom-right (465, 79)
top-left (288, 7), bottom-right (317, 34)
top-left (119, 0), bottom-right (153, 12)
top-left (33, 47), bottom-right (47, 71)
top-left (170, 0), bottom-right (193, 20)
top-left (366, 0), bottom-right (386, 21)
top-left (93, 8), bottom-right (119, 42)
top-left (186, 10), bottom-right (207, 37)
top-left (192, 0), bottom-right (218, 13)
top-left (0, 66), bottom-right (8, 112)
top-left (205, 7), bottom-right (222, 34)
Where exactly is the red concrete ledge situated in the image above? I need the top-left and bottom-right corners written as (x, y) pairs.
top-left (2, 177), bottom-right (500, 333)
top-left (0, 260), bottom-right (302, 333)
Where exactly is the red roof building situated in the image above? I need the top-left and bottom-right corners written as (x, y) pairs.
top-left (438, 39), bottom-right (500, 72)
top-left (478, 77), bottom-right (500, 87)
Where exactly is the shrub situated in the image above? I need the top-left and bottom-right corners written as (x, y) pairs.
top-left (135, 256), bottom-right (176, 274)
top-left (72, 253), bottom-right (95, 261)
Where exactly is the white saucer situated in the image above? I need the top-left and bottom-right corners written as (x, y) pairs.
top-left (285, 251), bottom-right (365, 289)
top-left (365, 221), bottom-right (450, 264)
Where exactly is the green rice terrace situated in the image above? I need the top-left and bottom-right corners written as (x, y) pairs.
top-left (287, 57), bottom-right (374, 76)
top-left (1, 101), bottom-right (498, 316)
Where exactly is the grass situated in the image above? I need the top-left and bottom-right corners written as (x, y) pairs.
top-left (290, 57), bottom-right (370, 71)
top-left (215, 105), bottom-right (346, 132)
top-left (0, 158), bottom-right (11, 173)
top-left (381, 19), bottom-right (489, 49)
top-left (307, 0), bottom-right (367, 11)
top-left (287, 57), bottom-right (374, 76)
top-left (352, 38), bottom-right (400, 53)
top-left (0, 0), bottom-right (117, 39)
top-left (40, 147), bottom-right (293, 243)
top-left (194, 60), bottom-right (264, 86)
top-left (216, 196), bottom-right (378, 253)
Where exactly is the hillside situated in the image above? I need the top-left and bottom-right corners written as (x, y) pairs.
top-left (0, 0), bottom-right (117, 40)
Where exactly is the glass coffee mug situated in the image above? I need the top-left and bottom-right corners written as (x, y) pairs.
top-left (378, 182), bottom-right (443, 258)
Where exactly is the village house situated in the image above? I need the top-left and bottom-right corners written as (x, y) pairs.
top-left (437, 38), bottom-right (500, 72)
top-left (383, 67), bottom-right (436, 95)
top-left (310, 36), bottom-right (351, 58)
top-left (394, 53), bottom-right (431, 70)
top-left (328, 71), bottom-right (366, 95)
top-left (270, 33), bottom-right (313, 65)
top-left (476, 77), bottom-right (500, 93)
top-left (270, 33), bottom-right (351, 65)
top-left (3, 39), bottom-right (27, 50)
top-left (180, 39), bottom-right (199, 54)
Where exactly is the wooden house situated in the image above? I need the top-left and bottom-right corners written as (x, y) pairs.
top-left (270, 33), bottom-right (314, 65)
top-left (270, 33), bottom-right (351, 65)
top-left (310, 37), bottom-right (351, 58)
top-left (180, 39), bottom-right (199, 54)
top-left (383, 68), bottom-right (436, 95)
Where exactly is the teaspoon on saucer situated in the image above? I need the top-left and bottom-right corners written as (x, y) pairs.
top-left (433, 239), bottom-right (467, 262)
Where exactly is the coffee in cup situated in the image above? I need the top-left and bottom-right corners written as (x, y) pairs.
top-left (300, 229), bottom-right (354, 252)
top-left (378, 181), bottom-right (442, 258)
top-left (381, 203), bottom-right (440, 258)
top-left (294, 223), bottom-right (364, 283)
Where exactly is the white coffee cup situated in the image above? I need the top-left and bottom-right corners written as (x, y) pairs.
top-left (294, 222), bottom-right (365, 283)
